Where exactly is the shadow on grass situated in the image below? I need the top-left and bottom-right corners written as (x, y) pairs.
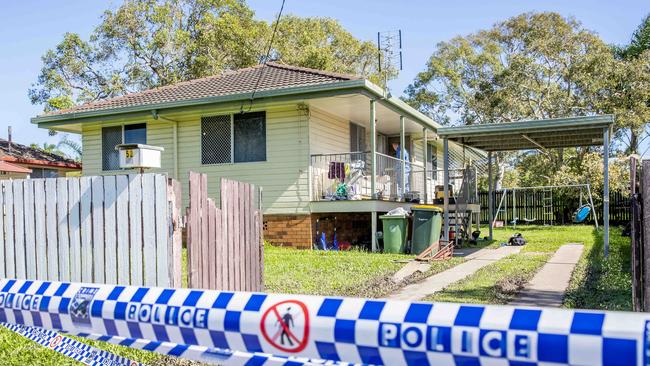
top-left (563, 227), bottom-right (632, 311)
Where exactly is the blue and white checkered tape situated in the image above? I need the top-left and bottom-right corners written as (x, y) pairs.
top-left (0, 278), bottom-right (647, 366)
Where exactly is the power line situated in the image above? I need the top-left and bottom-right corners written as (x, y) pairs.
top-left (243, 0), bottom-right (286, 113)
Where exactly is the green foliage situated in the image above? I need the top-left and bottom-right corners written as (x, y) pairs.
top-left (30, 0), bottom-right (388, 113)
top-left (405, 12), bottom-right (613, 125)
top-left (272, 15), bottom-right (393, 87)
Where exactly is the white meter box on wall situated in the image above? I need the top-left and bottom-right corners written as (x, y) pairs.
top-left (116, 144), bottom-right (164, 169)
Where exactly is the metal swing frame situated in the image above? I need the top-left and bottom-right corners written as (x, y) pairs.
top-left (491, 184), bottom-right (598, 230)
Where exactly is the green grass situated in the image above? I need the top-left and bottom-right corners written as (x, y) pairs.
top-left (487, 224), bottom-right (596, 253)
top-left (264, 244), bottom-right (412, 298)
top-left (564, 227), bottom-right (632, 310)
top-left (425, 253), bottom-right (549, 304)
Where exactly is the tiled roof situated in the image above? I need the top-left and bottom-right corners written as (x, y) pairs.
top-left (0, 139), bottom-right (81, 169)
top-left (43, 62), bottom-right (360, 117)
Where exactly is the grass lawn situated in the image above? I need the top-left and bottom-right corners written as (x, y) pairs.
top-left (425, 224), bottom-right (632, 310)
top-left (426, 253), bottom-right (549, 304)
top-left (264, 244), bottom-right (463, 298)
top-left (564, 227), bottom-right (632, 310)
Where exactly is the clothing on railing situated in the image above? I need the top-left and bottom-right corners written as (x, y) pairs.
top-left (328, 161), bottom-right (346, 181)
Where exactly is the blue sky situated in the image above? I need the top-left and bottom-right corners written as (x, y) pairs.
top-left (0, 0), bottom-right (647, 150)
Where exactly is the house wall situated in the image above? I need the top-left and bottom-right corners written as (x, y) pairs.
top-left (80, 102), bottom-right (311, 215)
top-left (308, 107), bottom-right (350, 155)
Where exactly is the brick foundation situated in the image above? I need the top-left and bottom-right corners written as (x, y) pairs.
top-left (263, 213), bottom-right (374, 250)
top-left (263, 215), bottom-right (313, 249)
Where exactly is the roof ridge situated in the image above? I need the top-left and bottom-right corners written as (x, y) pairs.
top-left (265, 61), bottom-right (360, 80)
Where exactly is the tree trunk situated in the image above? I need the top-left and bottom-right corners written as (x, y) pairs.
top-left (630, 130), bottom-right (639, 155)
top-left (494, 153), bottom-right (507, 189)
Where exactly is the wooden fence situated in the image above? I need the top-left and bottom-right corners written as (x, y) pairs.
top-left (186, 173), bottom-right (263, 291)
top-left (0, 174), bottom-right (182, 287)
top-left (478, 189), bottom-right (630, 225)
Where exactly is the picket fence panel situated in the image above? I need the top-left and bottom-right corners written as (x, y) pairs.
top-left (0, 174), bottom-right (181, 287)
top-left (186, 172), bottom-right (263, 291)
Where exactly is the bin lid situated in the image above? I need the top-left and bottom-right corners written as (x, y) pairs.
top-left (379, 214), bottom-right (408, 219)
top-left (411, 205), bottom-right (443, 212)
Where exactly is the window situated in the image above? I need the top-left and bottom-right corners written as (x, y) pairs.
top-left (349, 122), bottom-right (366, 152)
top-left (30, 168), bottom-right (58, 179)
top-left (428, 142), bottom-right (437, 171)
top-left (102, 123), bottom-right (147, 171)
top-left (201, 112), bottom-right (266, 164)
top-left (234, 112), bottom-right (266, 163)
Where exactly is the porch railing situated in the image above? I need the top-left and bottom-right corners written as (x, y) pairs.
top-left (310, 152), bottom-right (433, 202)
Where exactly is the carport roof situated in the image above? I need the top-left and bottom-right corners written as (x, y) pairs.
top-left (436, 115), bottom-right (614, 152)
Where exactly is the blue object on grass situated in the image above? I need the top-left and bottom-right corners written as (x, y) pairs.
top-left (320, 232), bottom-right (328, 250)
top-left (332, 233), bottom-right (339, 251)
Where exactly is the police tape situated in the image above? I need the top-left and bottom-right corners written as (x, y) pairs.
top-left (0, 278), bottom-right (648, 366)
top-left (64, 331), bottom-right (355, 365)
top-left (1, 322), bottom-right (143, 365)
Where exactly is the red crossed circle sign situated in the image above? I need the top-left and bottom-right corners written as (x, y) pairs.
top-left (260, 299), bottom-right (310, 353)
top-left (49, 335), bottom-right (62, 348)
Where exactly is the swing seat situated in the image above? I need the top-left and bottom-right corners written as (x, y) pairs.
top-left (573, 205), bottom-right (591, 223)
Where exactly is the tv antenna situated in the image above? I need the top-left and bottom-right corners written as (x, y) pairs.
top-left (377, 29), bottom-right (403, 90)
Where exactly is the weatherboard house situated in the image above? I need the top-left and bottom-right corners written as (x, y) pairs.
top-left (32, 62), bottom-right (478, 248)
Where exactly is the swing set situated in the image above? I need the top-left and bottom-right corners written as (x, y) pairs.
top-left (491, 183), bottom-right (597, 230)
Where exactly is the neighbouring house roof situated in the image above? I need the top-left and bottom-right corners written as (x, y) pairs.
top-left (31, 62), bottom-right (439, 131)
top-left (0, 161), bottom-right (32, 174)
top-left (0, 139), bottom-right (81, 169)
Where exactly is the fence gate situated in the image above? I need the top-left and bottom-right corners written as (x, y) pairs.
top-left (186, 172), bottom-right (263, 291)
top-left (0, 174), bottom-right (182, 287)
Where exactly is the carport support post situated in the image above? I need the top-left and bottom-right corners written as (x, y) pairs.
top-left (488, 151), bottom-right (494, 240)
top-left (370, 100), bottom-right (377, 199)
top-left (443, 138), bottom-right (450, 242)
top-left (603, 127), bottom-right (610, 258)
top-left (400, 116), bottom-right (406, 200)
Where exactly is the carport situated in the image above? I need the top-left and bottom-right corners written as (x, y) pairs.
top-left (437, 115), bottom-right (615, 256)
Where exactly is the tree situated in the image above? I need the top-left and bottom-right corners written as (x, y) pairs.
top-left (30, 0), bottom-right (388, 113)
top-left (271, 15), bottom-right (391, 86)
top-left (30, 143), bottom-right (66, 158)
top-left (404, 12), bottom-right (617, 188)
top-left (611, 14), bottom-right (650, 154)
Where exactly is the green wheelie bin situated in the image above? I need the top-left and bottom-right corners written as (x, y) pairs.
top-left (379, 214), bottom-right (408, 253)
top-left (411, 205), bottom-right (443, 255)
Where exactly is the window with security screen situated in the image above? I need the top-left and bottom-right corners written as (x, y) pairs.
top-left (202, 115), bottom-right (232, 164)
top-left (201, 112), bottom-right (266, 164)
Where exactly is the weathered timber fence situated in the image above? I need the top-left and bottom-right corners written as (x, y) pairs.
top-left (0, 174), bottom-right (182, 287)
top-left (478, 189), bottom-right (630, 225)
top-left (186, 172), bottom-right (263, 291)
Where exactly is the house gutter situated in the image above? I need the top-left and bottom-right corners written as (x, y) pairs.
top-left (31, 80), bottom-right (368, 125)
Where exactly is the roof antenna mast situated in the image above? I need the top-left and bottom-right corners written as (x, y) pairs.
top-left (377, 29), bottom-right (403, 92)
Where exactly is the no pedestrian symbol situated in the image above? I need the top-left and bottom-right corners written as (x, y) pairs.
top-left (260, 299), bottom-right (310, 353)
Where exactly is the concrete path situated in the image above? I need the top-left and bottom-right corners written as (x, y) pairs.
top-left (387, 246), bottom-right (522, 301)
top-left (510, 244), bottom-right (584, 307)
top-left (391, 247), bottom-right (483, 283)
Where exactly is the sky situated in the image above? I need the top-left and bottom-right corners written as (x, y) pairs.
top-left (0, 0), bottom-right (647, 151)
